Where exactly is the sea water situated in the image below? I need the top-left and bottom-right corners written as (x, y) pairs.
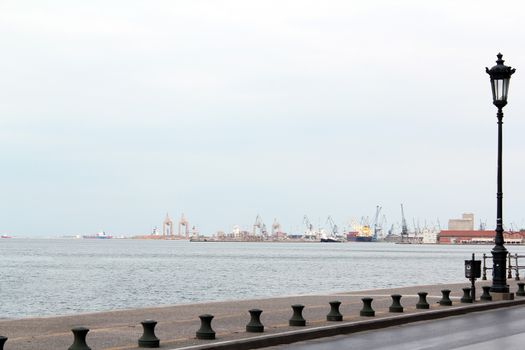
top-left (1, 238), bottom-right (523, 319)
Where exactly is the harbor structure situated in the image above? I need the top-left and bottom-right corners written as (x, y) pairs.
top-left (162, 213), bottom-right (174, 238)
top-left (448, 213), bottom-right (474, 231)
top-left (438, 230), bottom-right (525, 245)
top-left (438, 212), bottom-right (525, 244)
top-left (421, 228), bottom-right (439, 244)
top-left (134, 213), bottom-right (192, 240)
top-left (133, 211), bottom-right (524, 245)
top-left (178, 213), bottom-right (190, 239)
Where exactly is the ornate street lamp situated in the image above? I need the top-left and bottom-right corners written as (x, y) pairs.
top-left (486, 53), bottom-right (515, 294)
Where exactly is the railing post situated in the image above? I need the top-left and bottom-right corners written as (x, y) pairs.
top-left (508, 252), bottom-right (513, 279)
top-left (515, 254), bottom-right (520, 280)
top-left (482, 253), bottom-right (487, 280)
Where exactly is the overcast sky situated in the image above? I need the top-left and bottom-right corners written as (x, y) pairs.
top-left (1, 0), bottom-right (525, 236)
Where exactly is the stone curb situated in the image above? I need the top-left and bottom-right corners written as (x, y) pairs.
top-left (170, 298), bottom-right (525, 350)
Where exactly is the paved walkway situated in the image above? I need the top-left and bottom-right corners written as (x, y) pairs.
top-left (0, 280), bottom-right (523, 349)
top-left (263, 305), bottom-right (525, 350)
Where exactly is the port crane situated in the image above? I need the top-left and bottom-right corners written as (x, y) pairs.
top-left (479, 219), bottom-right (487, 231)
top-left (413, 218), bottom-right (421, 236)
top-left (163, 213), bottom-right (174, 238)
top-left (178, 213), bottom-right (189, 239)
top-left (381, 214), bottom-right (387, 237)
top-left (387, 223), bottom-right (395, 236)
top-left (253, 214), bottom-right (267, 236)
top-left (326, 216), bottom-right (339, 237)
top-left (372, 206), bottom-right (383, 241)
top-left (303, 215), bottom-right (315, 238)
top-left (360, 216), bottom-right (370, 227)
top-left (400, 204), bottom-right (409, 241)
top-left (271, 218), bottom-right (282, 236)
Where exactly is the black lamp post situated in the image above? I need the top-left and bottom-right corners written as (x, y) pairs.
top-left (486, 53), bottom-right (515, 293)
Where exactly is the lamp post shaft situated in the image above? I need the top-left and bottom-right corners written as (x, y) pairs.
top-left (497, 108), bottom-right (503, 239)
top-left (491, 107), bottom-right (509, 293)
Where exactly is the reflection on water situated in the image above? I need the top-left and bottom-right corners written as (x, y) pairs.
top-left (1, 239), bottom-right (523, 319)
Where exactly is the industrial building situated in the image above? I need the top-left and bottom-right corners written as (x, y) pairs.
top-left (448, 213), bottom-right (474, 231)
top-left (438, 230), bottom-right (524, 244)
top-left (438, 212), bottom-right (525, 244)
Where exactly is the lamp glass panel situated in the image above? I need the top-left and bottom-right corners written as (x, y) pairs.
top-left (495, 79), bottom-right (503, 101)
top-left (493, 78), bottom-right (509, 102)
top-left (503, 79), bottom-right (509, 101)
top-left (493, 79), bottom-right (505, 101)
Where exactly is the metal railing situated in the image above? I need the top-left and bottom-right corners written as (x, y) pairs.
top-left (482, 252), bottom-right (525, 281)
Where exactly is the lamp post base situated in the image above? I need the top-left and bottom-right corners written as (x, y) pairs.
top-left (491, 244), bottom-right (509, 293)
top-left (490, 292), bottom-right (514, 301)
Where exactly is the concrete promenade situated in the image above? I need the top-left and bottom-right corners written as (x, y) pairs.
top-left (1, 280), bottom-right (524, 350)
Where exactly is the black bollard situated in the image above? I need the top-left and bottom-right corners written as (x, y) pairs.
top-left (138, 320), bottom-right (160, 348)
top-left (517, 283), bottom-right (525, 296)
top-left (416, 292), bottom-right (429, 309)
top-left (360, 297), bottom-right (375, 317)
top-left (326, 301), bottom-right (343, 321)
top-left (246, 309), bottom-right (264, 332)
top-left (0, 336), bottom-right (7, 350)
top-left (196, 314), bottom-right (216, 340)
top-left (389, 294), bottom-right (403, 313)
top-left (480, 286), bottom-right (493, 301)
top-left (439, 289), bottom-right (453, 306)
top-left (68, 327), bottom-right (91, 350)
top-left (461, 287), bottom-right (473, 303)
top-left (289, 304), bottom-right (306, 326)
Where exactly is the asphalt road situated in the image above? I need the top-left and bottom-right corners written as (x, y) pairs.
top-left (264, 305), bottom-right (525, 350)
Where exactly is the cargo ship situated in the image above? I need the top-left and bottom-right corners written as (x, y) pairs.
top-left (83, 231), bottom-right (112, 239)
top-left (346, 224), bottom-right (373, 242)
top-left (320, 233), bottom-right (343, 243)
top-left (347, 232), bottom-right (373, 242)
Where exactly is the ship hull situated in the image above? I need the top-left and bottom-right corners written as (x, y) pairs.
top-left (320, 238), bottom-right (342, 243)
top-left (348, 236), bottom-right (373, 242)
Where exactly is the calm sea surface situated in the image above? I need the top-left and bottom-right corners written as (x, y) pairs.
top-left (1, 238), bottom-right (524, 319)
